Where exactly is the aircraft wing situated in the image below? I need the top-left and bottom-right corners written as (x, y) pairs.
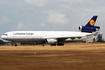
top-left (80, 32), bottom-right (102, 40)
top-left (43, 36), bottom-right (83, 41)
top-left (43, 32), bottom-right (102, 41)
top-left (86, 32), bottom-right (102, 38)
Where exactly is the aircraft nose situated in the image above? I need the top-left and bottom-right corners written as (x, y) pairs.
top-left (1, 35), bottom-right (5, 39)
top-left (1, 35), bottom-right (7, 40)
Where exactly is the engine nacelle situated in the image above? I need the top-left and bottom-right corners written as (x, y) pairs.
top-left (47, 39), bottom-right (57, 44)
top-left (79, 26), bottom-right (100, 33)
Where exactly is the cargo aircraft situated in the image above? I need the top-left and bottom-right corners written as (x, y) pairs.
top-left (1, 16), bottom-right (100, 46)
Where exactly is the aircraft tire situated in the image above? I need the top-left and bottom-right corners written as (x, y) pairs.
top-left (57, 43), bottom-right (64, 46)
top-left (51, 44), bottom-right (56, 46)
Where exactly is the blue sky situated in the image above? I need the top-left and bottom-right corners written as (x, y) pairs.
top-left (0, 0), bottom-right (105, 40)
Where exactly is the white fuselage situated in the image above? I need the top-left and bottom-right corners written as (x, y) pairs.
top-left (1, 31), bottom-right (91, 42)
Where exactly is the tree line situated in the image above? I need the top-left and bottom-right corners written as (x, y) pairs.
top-left (97, 34), bottom-right (104, 42)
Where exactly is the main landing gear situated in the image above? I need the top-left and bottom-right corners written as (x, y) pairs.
top-left (51, 44), bottom-right (56, 46)
top-left (50, 43), bottom-right (64, 46)
top-left (57, 43), bottom-right (64, 46)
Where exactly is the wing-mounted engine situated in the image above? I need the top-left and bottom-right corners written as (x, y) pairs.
top-left (79, 26), bottom-right (100, 33)
top-left (47, 39), bottom-right (57, 44)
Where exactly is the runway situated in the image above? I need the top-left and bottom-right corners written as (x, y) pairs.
top-left (0, 43), bottom-right (105, 70)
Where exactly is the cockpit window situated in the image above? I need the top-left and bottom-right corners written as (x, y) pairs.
top-left (3, 34), bottom-right (8, 36)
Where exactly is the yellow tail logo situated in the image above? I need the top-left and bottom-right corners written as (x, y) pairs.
top-left (90, 20), bottom-right (95, 26)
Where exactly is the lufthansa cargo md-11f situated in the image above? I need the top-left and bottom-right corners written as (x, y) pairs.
top-left (1, 16), bottom-right (100, 46)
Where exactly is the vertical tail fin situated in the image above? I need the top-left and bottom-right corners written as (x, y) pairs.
top-left (85, 16), bottom-right (98, 27)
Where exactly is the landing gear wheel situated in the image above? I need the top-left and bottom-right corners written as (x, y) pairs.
top-left (57, 43), bottom-right (64, 46)
top-left (51, 44), bottom-right (56, 46)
